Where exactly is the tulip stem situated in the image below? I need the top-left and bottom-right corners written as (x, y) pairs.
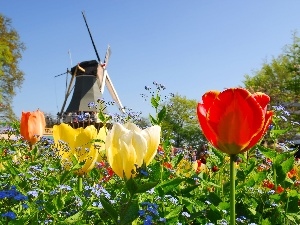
top-left (230, 154), bottom-right (236, 225)
top-left (78, 176), bottom-right (83, 192)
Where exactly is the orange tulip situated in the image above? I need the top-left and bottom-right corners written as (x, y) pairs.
top-left (20, 109), bottom-right (46, 145)
top-left (197, 88), bottom-right (273, 155)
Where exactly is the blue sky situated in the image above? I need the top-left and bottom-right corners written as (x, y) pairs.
top-left (2, 1), bottom-right (300, 119)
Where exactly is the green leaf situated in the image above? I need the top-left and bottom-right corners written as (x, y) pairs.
top-left (182, 197), bottom-right (196, 212)
top-left (151, 96), bottom-right (159, 109)
top-left (270, 129), bottom-right (289, 138)
top-left (275, 163), bottom-right (287, 184)
top-left (54, 193), bottom-right (65, 210)
top-left (248, 207), bottom-right (257, 215)
top-left (64, 211), bottom-right (83, 224)
top-left (281, 155), bottom-right (295, 174)
top-left (165, 205), bottom-right (183, 219)
top-left (156, 178), bottom-right (184, 194)
top-left (261, 218), bottom-right (271, 225)
top-left (218, 202), bottom-right (230, 210)
top-left (180, 184), bottom-right (199, 195)
top-left (211, 147), bottom-right (225, 164)
top-left (157, 105), bottom-right (167, 124)
top-left (236, 170), bottom-right (246, 181)
top-left (172, 153), bottom-right (184, 168)
top-left (244, 160), bottom-right (256, 177)
top-left (253, 171), bottom-right (267, 183)
top-left (100, 196), bottom-right (119, 223)
top-left (59, 169), bottom-right (72, 183)
top-left (287, 196), bottom-right (300, 213)
top-left (120, 199), bottom-right (139, 225)
top-left (149, 114), bottom-right (158, 125)
top-left (207, 192), bottom-right (222, 205)
top-left (98, 111), bottom-right (106, 123)
top-left (136, 181), bottom-right (159, 193)
top-left (125, 177), bottom-right (138, 195)
top-left (285, 214), bottom-right (296, 223)
top-left (256, 145), bottom-right (276, 159)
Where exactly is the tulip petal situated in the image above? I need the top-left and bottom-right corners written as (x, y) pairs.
top-left (124, 122), bottom-right (141, 132)
top-left (106, 144), bottom-right (124, 178)
top-left (53, 123), bottom-right (77, 158)
top-left (197, 103), bottom-right (218, 147)
top-left (202, 90), bottom-right (219, 108)
top-left (96, 126), bottom-right (107, 161)
top-left (76, 144), bottom-right (99, 176)
top-left (130, 131), bottom-right (147, 167)
top-left (142, 125), bottom-right (161, 165)
top-left (20, 112), bottom-right (31, 141)
top-left (120, 141), bottom-right (137, 179)
top-left (243, 111), bottom-right (273, 152)
top-left (252, 92), bottom-right (270, 113)
top-left (207, 88), bottom-right (265, 154)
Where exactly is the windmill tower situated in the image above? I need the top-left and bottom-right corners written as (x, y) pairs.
top-left (58, 12), bottom-right (125, 128)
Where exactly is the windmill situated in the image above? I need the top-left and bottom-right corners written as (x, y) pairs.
top-left (57, 11), bottom-right (125, 127)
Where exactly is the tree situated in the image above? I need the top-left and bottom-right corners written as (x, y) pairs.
top-left (161, 94), bottom-right (205, 148)
top-left (0, 14), bottom-right (25, 121)
top-left (243, 33), bottom-right (300, 140)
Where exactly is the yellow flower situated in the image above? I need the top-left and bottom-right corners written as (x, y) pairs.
top-left (176, 159), bottom-right (193, 177)
top-left (0, 162), bottom-right (5, 171)
top-left (106, 122), bottom-right (161, 179)
top-left (193, 160), bottom-right (208, 174)
top-left (53, 123), bottom-right (106, 175)
top-left (96, 126), bottom-right (108, 162)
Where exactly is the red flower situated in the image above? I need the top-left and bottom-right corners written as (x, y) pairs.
top-left (263, 180), bottom-right (274, 189)
top-left (287, 168), bottom-right (297, 179)
top-left (212, 165), bottom-right (219, 172)
top-left (163, 162), bottom-right (173, 169)
top-left (197, 88), bottom-right (273, 155)
top-left (20, 109), bottom-right (46, 145)
top-left (276, 185), bottom-right (284, 194)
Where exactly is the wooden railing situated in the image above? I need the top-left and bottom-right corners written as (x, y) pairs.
top-left (44, 128), bottom-right (53, 135)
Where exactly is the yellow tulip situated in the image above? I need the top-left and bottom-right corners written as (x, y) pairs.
top-left (0, 162), bottom-right (5, 171)
top-left (176, 159), bottom-right (193, 177)
top-left (20, 109), bottom-right (46, 145)
top-left (96, 126), bottom-right (108, 162)
top-left (193, 160), bottom-right (208, 174)
top-left (106, 122), bottom-right (161, 179)
top-left (53, 123), bottom-right (106, 175)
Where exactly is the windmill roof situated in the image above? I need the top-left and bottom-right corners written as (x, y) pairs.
top-left (71, 60), bottom-right (98, 76)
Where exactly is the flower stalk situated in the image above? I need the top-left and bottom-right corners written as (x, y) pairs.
top-left (78, 176), bottom-right (83, 192)
top-left (230, 154), bottom-right (236, 225)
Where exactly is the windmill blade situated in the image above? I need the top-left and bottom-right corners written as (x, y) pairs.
top-left (105, 72), bottom-right (125, 113)
top-left (81, 11), bottom-right (101, 63)
top-left (100, 69), bottom-right (108, 94)
top-left (103, 45), bottom-right (111, 67)
top-left (96, 64), bottom-right (105, 93)
top-left (59, 65), bottom-right (83, 118)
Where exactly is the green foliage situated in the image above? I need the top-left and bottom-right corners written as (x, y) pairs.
top-left (243, 32), bottom-right (300, 138)
top-left (162, 94), bottom-right (205, 148)
top-left (0, 14), bottom-right (26, 121)
top-left (1, 81), bottom-right (300, 224)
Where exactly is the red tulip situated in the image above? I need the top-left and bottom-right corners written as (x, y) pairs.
top-left (197, 88), bottom-right (273, 155)
top-left (20, 109), bottom-right (46, 145)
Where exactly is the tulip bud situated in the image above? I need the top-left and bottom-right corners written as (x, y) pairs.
top-left (20, 109), bottom-right (46, 145)
top-left (106, 122), bottom-right (161, 179)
